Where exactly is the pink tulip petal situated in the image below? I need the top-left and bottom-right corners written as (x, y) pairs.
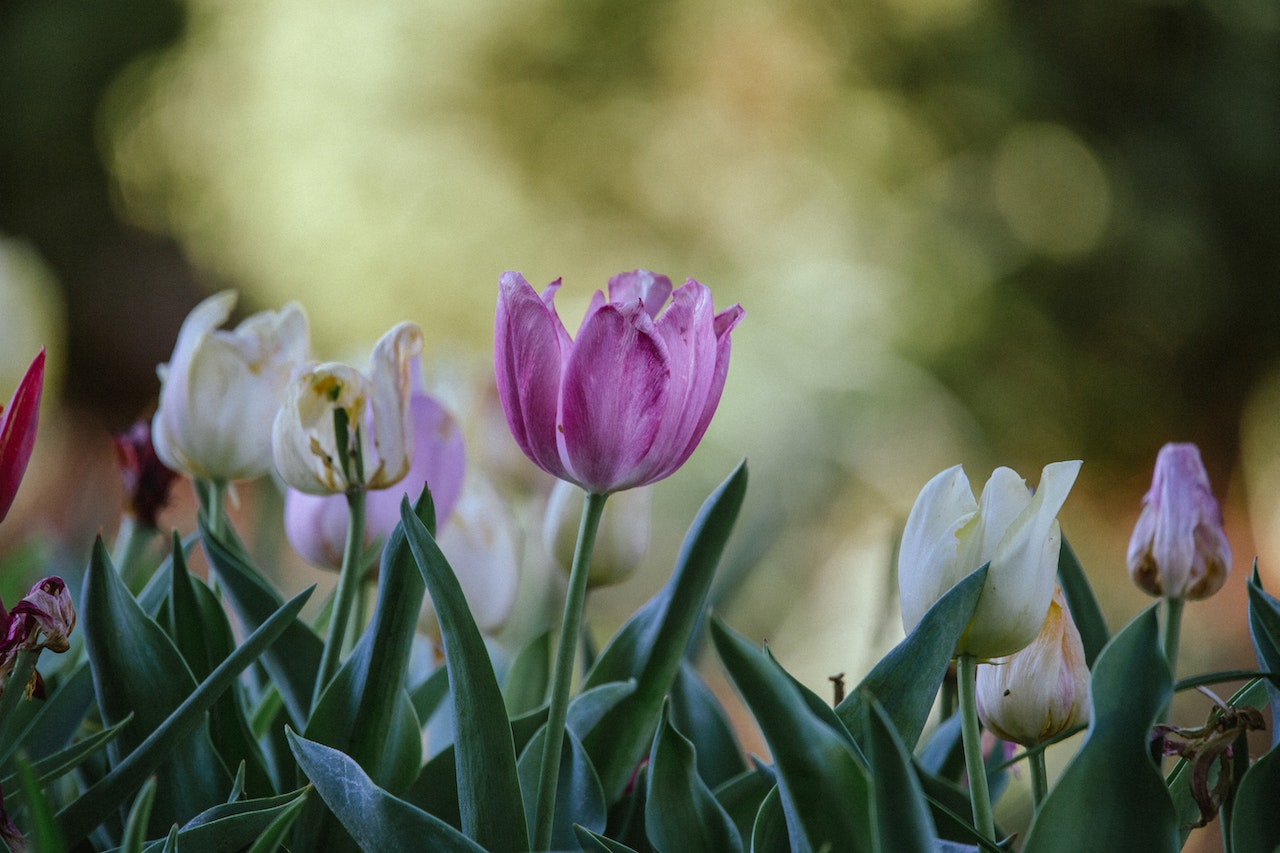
top-left (559, 302), bottom-right (670, 493)
top-left (0, 349), bottom-right (45, 523)
top-left (608, 270), bottom-right (673, 320)
top-left (495, 272), bottom-right (572, 481)
top-left (625, 281), bottom-right (718, 485)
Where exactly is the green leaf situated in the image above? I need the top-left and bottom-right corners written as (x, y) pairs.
top-left (517, 725), bottom-right (607, 849)
top-left (199, 518), bottom-right (323, 729)
top-left (409, 665), bottom-right (450, 725)
top-left (1231, 738), bottom-right (1280, 853)
top-left (710, 618), bottom-right (873, 853)
top-left (836, 564), bottom-right (988, 752)
top-left (748, 785), bottom-right (790, 853)
top-left (57, 580), bottom-right (313, 846)
top-left (243, 792), bottom-right (308, 853)
top-left (1247, 563), bottom-right (1280, 747)
top-left (713, 763), bottom-right (776, 846)
top-left (1056, 536), bottom-right (1109, 668)
top-left (583, 461), bottom-right (748, 801)
top-left (16, 757), bottom-right (66, 853)
top-left (504, 629), bottom-right (552, 717)
top-left (400, 497), bottom-right (527, 853)
top-left (0, 663), bottom-right (94, 776)
top-left (80, 536), bottom-right (229, 832)
top-left (860, 694), bottom-right (937, 853)
top-left (669, 662), bottom-right (746, 789)
top-left (121, 777), bottom-right (158, 853)
top-left (0, 714), bottom-right (132, 808)
top-left (1023, 605), bottom-right (1178, 853)
top-left (574, 825), bottom-right (642, 853)
top-left (288, 730), bottom-right (486, 852)
top-left (125, 789), bottom-right (311, 853)
top-left (645, 702), bottom-right (743, 853)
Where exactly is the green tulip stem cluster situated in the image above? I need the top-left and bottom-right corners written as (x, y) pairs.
top-left (312, 485), bottom-right (367, 710)
top-left (957, 651), bottom-right (996, 842)
top-left (533, 490), bottom-right (608, 852)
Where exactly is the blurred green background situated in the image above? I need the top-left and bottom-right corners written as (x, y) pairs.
top-left (2, 0), bottom-right (1279, 844)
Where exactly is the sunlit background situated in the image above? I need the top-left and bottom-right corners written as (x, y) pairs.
top-left (3, 0), bottom-right (1279, 846)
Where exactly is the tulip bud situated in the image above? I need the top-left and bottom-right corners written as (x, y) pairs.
top-left (1127, 443), bottom-right (1231, 600)
top-left (975, 586), bottom-right (1091, 746)
top-left (273, 322), bottom-right (423, 495)
top-left (898, 460), bottom-right (1081, 660)
top-left (543, 479), bottom-right (650, 588)
top-left (0, 349), bottom-right (44, 524)
top-left (153, 292), bottom-right (309, 482)
top-left (2, 577), bottom-right (77, 656)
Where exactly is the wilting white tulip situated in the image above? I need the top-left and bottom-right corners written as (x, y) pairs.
top-left (543, 479), bottom-right (650, 588)
top-left (898, 460), bottom-right (1081, 660)
top-left (272, 322), bottom-right (422, 495)
top-left (976, 586), bottom-right (1091, 746)
top-left (153, 291), bottom-right (309, 482)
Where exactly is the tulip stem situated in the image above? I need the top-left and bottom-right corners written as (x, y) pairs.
top-left (533, 490), bottom-right (607, 852)
top-left (312, 487), bottom-right (367, 711)
top-left (1162, 596), bottom-right (1184, 682)
top-left (0, 648), bottom-right (41, 750)
top-left (111, 516), bottom-right (153, 591)
top-left (1029, 748), bottom-right (1049, 810)
top-left (957, 653), bottom-right (996, 842)
top-left (203, 479), bottom-right (228, 539)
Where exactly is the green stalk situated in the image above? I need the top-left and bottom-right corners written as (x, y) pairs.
top-left (208, 480), bottom-right (229, 539)
top-left (311, 487), bottom-right (366, 711)
top-left (957, 653), bottom-right (995, 842)
top-left (1159, 596), bottom-right (1184, 724)
top-left (1029, 747), bottom-right (1049, 811)
top-left (111, 515), bottom-right (153, 591)
top-left (0, 648), bottom-right (41, 753)
top-left (533, 491), bottom-right (607, 852)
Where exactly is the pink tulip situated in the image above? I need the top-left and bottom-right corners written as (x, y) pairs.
top-left (284, 391), bottom-right (466, 569)
top-left (1127, 442), bottom-right (1231, 600)
top-left (494, 270), bottom-right (743, 495)
top-left (0, 349), bottom-right (45, 524)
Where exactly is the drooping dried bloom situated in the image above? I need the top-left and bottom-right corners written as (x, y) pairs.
top-left (898, 461), bottom-right (1082, 660)
top-left (494, 270), bottom-right (743, 495)
top-left (0, 349), bottom-right (44, 524)
top-left (273, 322), bottom-right (423, 495)
top-left (153, 292), bottom-right (309, 482)
top-left (285, 390), bottom-right (465, 569)
top-left (113, 419), bottom-right (178, 529)
top-left (2, 577), bottom-right (76, 656)
top-left (976, 586), bottom-right (1092, 745)
top-left (1127, 443), bottom-right (1231, 600)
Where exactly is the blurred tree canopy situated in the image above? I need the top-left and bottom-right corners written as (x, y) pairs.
top-left (2, 0), bottom-right (1278, 485)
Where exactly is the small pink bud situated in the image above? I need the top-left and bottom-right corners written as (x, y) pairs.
top-left (0, 349), bottom-right (45, 524)
top-left (1127, 443), bottom-right (1231, 600)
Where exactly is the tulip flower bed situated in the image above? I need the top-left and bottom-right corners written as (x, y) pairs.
top-left (0, 273), bottom-right (1278, 853)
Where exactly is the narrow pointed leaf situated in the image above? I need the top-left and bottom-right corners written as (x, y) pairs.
top-left (645, 703), bottom-right (743, 853)
top-left (861, 694), bottom-right (937, 853)
top-left (836, 564), bottom-right (987, 751)
top-left (57, 583), bottom-right (313, 846)
top-left (130, 789), bottom-right (310, 853)
top-left (711, 618), bottom-right (873, 853)
top-left (288, 730), bottom-right (485, 852)
top-left (0, 714), bottom-right (132, 807)
top-left (574, 825), bottom-right (641, 853)
top-left (1231, 740), bottom-right (1280, 853)
top-left (1247, 564), bottom-right (1280, 747)
top-left (1023, 606), bottom-right (1178, 853)
top-left (669, 661), bottom-right (747, 789)
top-left (517, 725), bottom-right (606, 848)
top-left (749, 785), bottom-right (790, 853)
top-left (16, 758), bottom-right (67, 853)
top-left (400, 498), bottom-right (526, 852)
top-left (80, 537), bottom-right (229, 831)
top-left (244, 793), bottom-right (308, 853)
top-left (504, 629), bottom-right (552, 716)
top-left (199, 518), bottom-right (322, 729)
top-left (121, 777), bottom-right (158, 853)
top-left (1056, 536), bottom-right (1108, 668)
top-left (583, 461), bottom-right (748, 800)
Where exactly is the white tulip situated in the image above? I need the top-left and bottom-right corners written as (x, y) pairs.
top-left (272, 322), bottom-right (422, 494)
top-left (153, 291), bottom-right (308, 482)
top-left (898, 460), bottom-right (1082, 659)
